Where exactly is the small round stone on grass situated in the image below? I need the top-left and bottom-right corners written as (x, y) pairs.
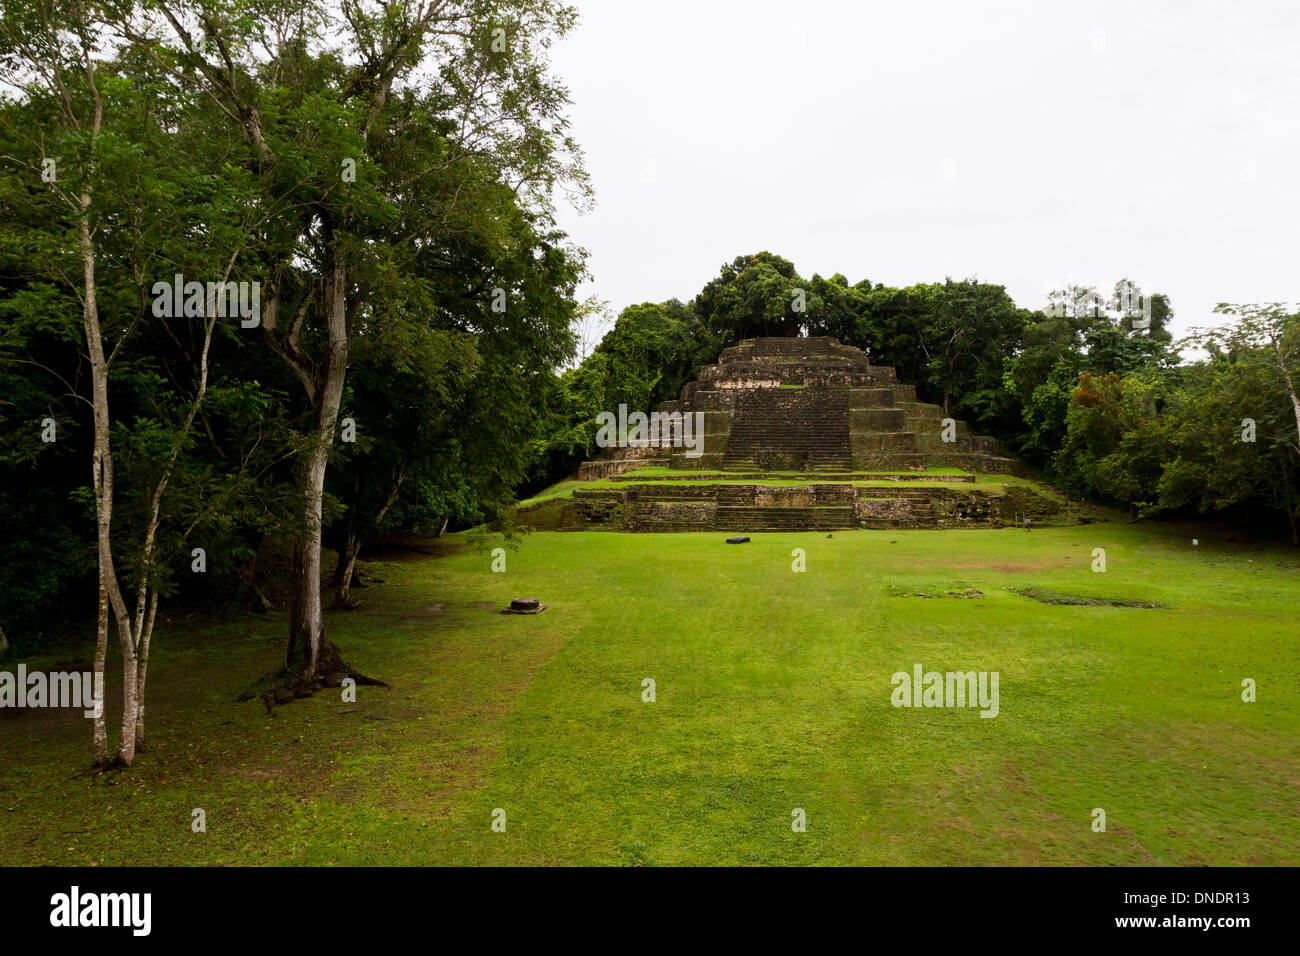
top-left (502, 597), bottom-right (546, 614)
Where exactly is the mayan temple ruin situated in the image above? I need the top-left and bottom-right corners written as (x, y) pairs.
top-left (523, 337), bottom-right (1069, 532)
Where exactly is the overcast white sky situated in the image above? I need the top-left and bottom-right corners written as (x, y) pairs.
top-left (550, 0), bottom-right (1300, 342)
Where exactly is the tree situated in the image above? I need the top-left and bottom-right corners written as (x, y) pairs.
top-left (531, 297), bottom-right (717, 487)
top-left (850, 278), bottom-right (1030, 435)
top-left (913, 279), bottom-right (1027, 429)
top-left (1201, 303), bottom-right (1300, 455)
top-left (593, 300), bottom-right (711, 409)
top-left (1167, 303), bottom-right (1300, 543)
top-left (0, 0), bottom-right (255, 764)
top-left (694, 252), bottom-right (808, 342)
top-left (1054, 371), bottom-right (1171, 514)
top-left (129, 0), bottom-right (590, 685)
top-left (1001, 311), bottom-right (1081, 467)
top-left (327, 209), bottom-right (585, 608)
top-left (327, 326), bottom-right (479, 607)
top-left (1044, 279), bottom-right (1179, 374)
top-left (803, 272), bottom-right (870, 343)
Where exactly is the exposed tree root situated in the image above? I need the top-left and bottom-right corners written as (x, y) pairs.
top-left (259, 655), bottom-right (387, 713)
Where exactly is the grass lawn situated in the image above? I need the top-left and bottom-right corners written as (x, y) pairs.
top-left (1, 522), bottom-right (1297, 865)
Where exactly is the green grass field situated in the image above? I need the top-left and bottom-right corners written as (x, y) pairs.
top-left (2, 522), bottom-right (1297, 865)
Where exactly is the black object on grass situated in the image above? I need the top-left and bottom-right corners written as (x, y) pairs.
top-left (503, 597), bottom-right (547, 614)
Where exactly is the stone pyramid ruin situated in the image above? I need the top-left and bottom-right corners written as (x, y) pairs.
top-left (581, 336), bottom-right (1019, 478)
top-left (525, 337), bottom-right (1066, 533)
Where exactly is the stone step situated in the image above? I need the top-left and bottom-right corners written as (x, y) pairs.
top-left (855, 487), bottom-right (937, 499)
top-left (714, 505), bottom-right (856, 530)
top-left (611, 472), bottom-right (975, 483)
top-left (723, 463), bottom-right (854, 472)
top-left (726, 439), bottom-right (852, 447)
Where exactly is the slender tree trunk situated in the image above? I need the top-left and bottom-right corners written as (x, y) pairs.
top-left (287, 439), bottom-right (332, 675)
top-left (68, 13), bottom-right (136, 770)
top-left (50, 8), bottom-right (230, 768)
top-left (0, 625), bottom-right (7, 656)
top-left (333, 527), bottom-right (360, 608)
top-left (91, 564), bottom-right (108, 767)
top-left (116, 620), bottom-right (138, 766)
top-left (286, 241), bottom-right (349, 679)
top-left (80, 215), bottom-right (222, 767)
top-left (134, 591), bottom-right (158, 751)
top-left (81, 209), bottom-right (136, 766)
top-left (330, 474), bottom-right (362, 607)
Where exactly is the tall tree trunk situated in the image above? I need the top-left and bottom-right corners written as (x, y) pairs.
top-left (74, 55), bottom-right (126, 766)
top-left (287, 440), bottom-right (332, 676)
top-left (40, 5), bottom-right (230, 768)
top-left (285, 242), bottom-right (349, 680)
top-left (82, 209), bottom-right (135, 766)
top-left (73, 56), bottom-right (140, 765)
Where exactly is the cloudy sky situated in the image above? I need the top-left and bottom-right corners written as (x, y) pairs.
top-left (550, 0), bottom-right (1300, 342)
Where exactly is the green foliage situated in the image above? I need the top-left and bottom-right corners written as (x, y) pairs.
top-left (1154, 306), bottom-right (1300, 537)
top-left (593, 300), bottom-right (714, 411)
top-left (534, 298), bottom-right (715, 478)
top-left (694, 252), bottom-right (808, 341)
top-left (1054, 372), bottom-right (1171, 510)
top-left (1045, 302), bottom-right (1300, 539)
top-left (0, 0), bottom-right (591, 640)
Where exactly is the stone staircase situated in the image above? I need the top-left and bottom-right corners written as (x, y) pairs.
top-left (910, 500), bottom-right (935, 526)
top-left (855, 485), bottom-right (939, 528)
top-left (712, 505), bottom-right (856, 532)
top-left (722, 387), bottom-right (852, 470)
